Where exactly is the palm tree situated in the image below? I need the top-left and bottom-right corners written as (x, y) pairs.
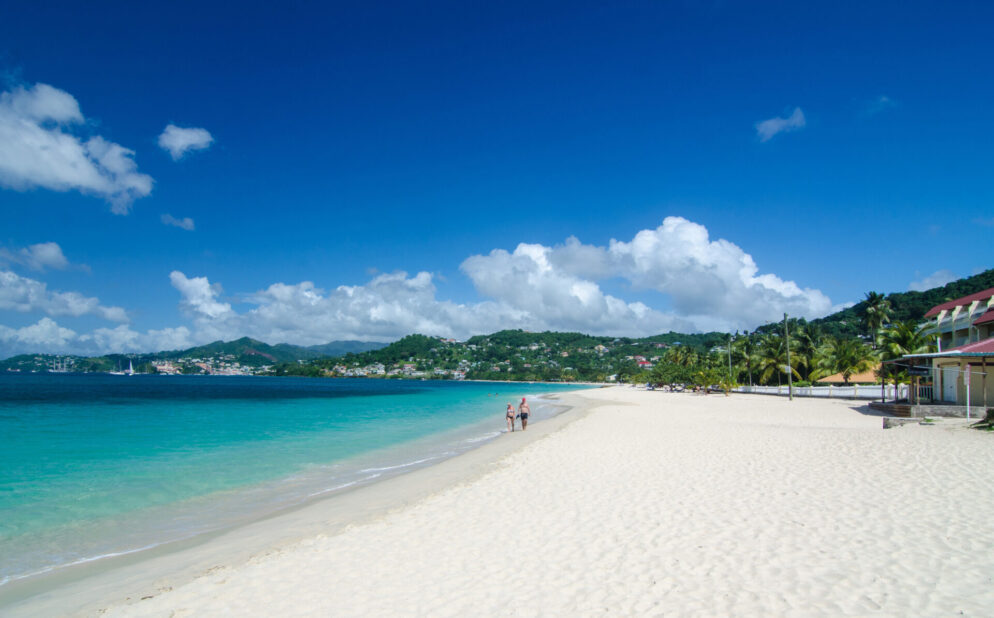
top-left (756, 334), bottom-right (799, 386)
top-left (793, 323), bottom-right (824, 381)
top-left (877, 320), bottom-right (936, 359)
top-left (732, 333), bottom-right (758, 386)
top-left (863, 291), bottom-right (893, 344)
top-left (877, 320), bottom-right (937, 397)
top-left (818, 337), bottom-right (877, 385)
top-left (666, 345), bottom-right (698, 368)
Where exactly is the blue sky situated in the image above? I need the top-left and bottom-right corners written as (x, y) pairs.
top-left (1, 1), bottom-right (992, 355)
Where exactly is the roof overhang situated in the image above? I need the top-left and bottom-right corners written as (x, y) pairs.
top-left (901, 352), bottom-right (994, 359)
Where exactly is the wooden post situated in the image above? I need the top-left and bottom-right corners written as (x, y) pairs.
top-left (784, 313), bottom-right (793, 401)
top-left (966, 363), bottom-right (971, 420)
top-left (984, 359), bottom-right (988, 410)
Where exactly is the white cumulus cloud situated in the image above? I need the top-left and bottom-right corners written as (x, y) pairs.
top-left (158, 124), bottom-right (214, 160)
top-left (755, 107), bottom-right (806, 142)
top-left (461, 244), bottom-right (688, 335)
top-left (462, 217), bottom-right (831, 333)
top-left (161, 213), bottom-right (195, 231)
top-left (166, 270), bottom-right (486, 344)
top-left (0, 270), bottom-right (128, 322)
top-left (79, 324), bottom-right (194, 355)
top-left (0, 83), bottom-right (153, 213)
top-left (0, 317), bottom-right (78, 351)
top-left (0, 241), bottom-right (76, 271)
top-left (169, 271), bottom-right (234, 320)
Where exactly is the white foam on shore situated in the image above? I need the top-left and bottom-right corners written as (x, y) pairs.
top-left (462, 431), bottom-right (501, 444)
top-left (358, 454), bottom-right (452, 474)
top-left (0, 542), bottom-right (165, 589)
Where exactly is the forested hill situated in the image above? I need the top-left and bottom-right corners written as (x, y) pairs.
top-left (340, 329), bottom-right (730, 367)
top-left (753, 268), bottom-right (994, 339)
top-left (153, 337), bottom-right (385, 364)
top-left (268, 329), bottom-right (733, 380)
top-left (156, 337), bottom-right (315, 364)
top-left (818, 267), bottom-right (994, 337)
top-left (0, 337), bottom-right (386, 372)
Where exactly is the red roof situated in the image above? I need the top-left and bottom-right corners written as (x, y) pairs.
top-left (923, 287), bottom-right (994, 317)
top-left (974, 311), bottom-right (994, 326)
top-left (946, 337), bottom-right (994, 354)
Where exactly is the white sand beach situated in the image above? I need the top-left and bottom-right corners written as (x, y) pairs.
top-left (9, 387), bottom-right (994, 616)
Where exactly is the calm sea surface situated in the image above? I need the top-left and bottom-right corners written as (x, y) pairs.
top-left (0, 374), bottom-right (589, 586)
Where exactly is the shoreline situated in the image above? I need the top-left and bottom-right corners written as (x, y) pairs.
top-left (0, 390), bottom-right (600, 616)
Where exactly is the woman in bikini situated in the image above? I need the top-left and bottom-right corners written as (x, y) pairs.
top-left (506, 403), bottom-right (517, 432)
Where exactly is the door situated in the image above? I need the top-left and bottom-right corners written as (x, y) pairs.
top-left (942, 366), bottom-right (958, 402)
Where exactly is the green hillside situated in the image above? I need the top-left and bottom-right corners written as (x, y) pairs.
top-left (808, 268), bottom-right (994, 339)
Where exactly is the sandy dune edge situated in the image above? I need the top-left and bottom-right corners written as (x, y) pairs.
top-left (16, 388), bottom-right (994, 616)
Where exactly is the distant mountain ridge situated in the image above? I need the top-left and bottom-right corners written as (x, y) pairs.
top-left (157, 337), bottom-right (387, 366)
top-left (0, 337), bottom-right (388, 370)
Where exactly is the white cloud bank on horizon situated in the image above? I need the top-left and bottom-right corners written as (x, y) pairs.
top-left (755, 107), bottom-right (806, 142)
top-left (909, 269), bottom-right (957, 292)
top-left (158, 124), bottom-right (213, 160)
top-left (161, 213), bottom-right (195, 231)
top-left (0, 318), bottom-right (192, 356)
top-left (0, 242), bottom-right (76, 272)
top-left (0, 217), bottom-right (841, 357)
top-left (0, 269), bottom-right (128, 323)
top-left (0, 83), bottom-right (153, 213)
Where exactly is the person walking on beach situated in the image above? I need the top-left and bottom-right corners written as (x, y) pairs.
top-left (506, 403), bottom-right (517, 432)
top-left (518, 397), bottom-right (530, 430)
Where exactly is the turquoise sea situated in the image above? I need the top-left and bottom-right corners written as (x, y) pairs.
top-left (0, 374), bottom-right (589, 587)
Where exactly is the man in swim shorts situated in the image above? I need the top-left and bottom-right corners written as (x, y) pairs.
top-left (518, 397), bottom-right (530, 430)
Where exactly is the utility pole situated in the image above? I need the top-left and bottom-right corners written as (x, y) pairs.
top-left (727, 334), bottom-right (733, 381)
top-left (784, 313), bottom-right (793, 401)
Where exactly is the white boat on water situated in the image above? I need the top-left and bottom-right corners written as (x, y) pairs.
top-left (48, 358), bottom-right (71, 373)
top-left (109, 359), bottom-right (133, 376)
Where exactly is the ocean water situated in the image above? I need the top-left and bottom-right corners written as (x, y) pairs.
top-left (0, 374), bottom-right (589, 587)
